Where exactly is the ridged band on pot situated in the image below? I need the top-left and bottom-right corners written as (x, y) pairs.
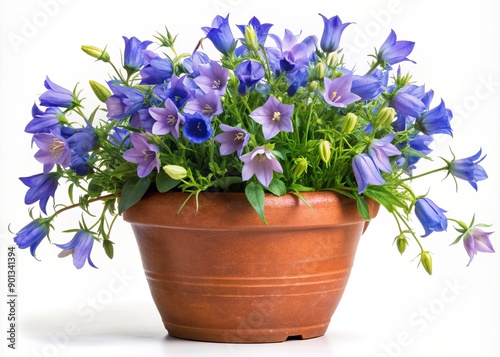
top-left (123, 191), bottom-right (379, 343)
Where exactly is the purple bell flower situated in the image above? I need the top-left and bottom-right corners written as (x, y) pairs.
top-left (449, 149), bottom-right (488, 190)
top-left (39, 77), bottom-right (74, 108)
top-left (182, 112), bottom-right (213, 144)
top-left (183, 91), bottom-right (223, 119)
top-left (149, 98), bottom-right (185, 138)
top-left (193, 61), bottom-right (229, 95)
top-left (236, 60), bottom-right (265, 95)
top-left (352, 154), bottom-right (386, 194)
top-left (240, 146), bottom-right (283, 187)
top-left (323, 74), bottom-right (361, 108)
top-left (25, 104), bottom-right (63, 134)
top-left (19, 173), bottom-right (59, 214)
top-left (14, 219), bottom-right (50, 258)
top-left (368, 134), bottom-right (401, 172)
top-left (106, 84), bottom-right (144, 120)
top-left (202, 15), bottom-right (236, 55)
top-left (319, 14), bottom-right (352, 53)
top-left (33, 131), bottom-right (72, 173)
top-left (214, 124), bottom-right (250, 157)
top-left (415, 197), bottom-right (447, 237)
top-left (250, 95), bottom-right (294, 140)
top-left (463, 226), bottom-right (495, 266)
top-left (140, 50), bottom-right (173, 85)
top-left (377, 30), bottom-right (416, 68)
top-left (122, 133), bottom-right (160, 178)
top-left (55, 230), bottom-right (97, 269)
top-left (122, 36), bottom-right (152, 73)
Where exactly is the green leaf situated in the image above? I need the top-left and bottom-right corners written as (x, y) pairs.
top-left (364, 186), bottom-right (407, 213)
top-left (289, 183), bottom-right (315, 192)
top-left (118, 176), bottom-right (151, 213)
top-left (245, 181), bottom-right (267, 225)
top-left (87, 177), bottom-right (104, 198)
top-left (356, 195), bottom-right (371, 221)
top-left (266, 179), bottom-right (286, 196)
top-left (215, 176), bottom-right (242, 190)
top-left (155, 169), bottom-right (180, 193)
top-left (103, 240), bottom-right (114, 259)
top-left (111, 162), bottom-right (137, 178)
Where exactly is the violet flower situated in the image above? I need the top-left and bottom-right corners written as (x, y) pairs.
top-left (182, 112), bottom-right (213, 144)
top-left (202, 15), bottom-right (236, 55)
top-left (236, 60), bottom-right (265, 95)
top-left (377, 30), bottom-right (415, 68)
top-left (392, 92), bottom-right (426, 118)
top-left (25, 104), bottom-right (63, 134)
top-left (39, 77), bottom-right (74, 108)
top-left (163, 75), bottom-right (191, 108)
top-left (193, 60), bottom-right (229, 95)
top-left (19, 173), bottom-right (59, 214)
top-left (236, 16), bottom-right (273, 47)
top-left (33, 131), bottom-right (72, 173)
top-left (106, 84), bottom-right (144, 120)
top-left (140, 50), bottom-right (173, 85)
top-left (214, 124), bottom-right (250, 157)
top-left (415, 197), bottom-right (447, 237)
top-left (449, 149), bottom-right (488, 190)
top-left (368, 134), bottom-right (401, 172)
top-left (323, 74), bottom-right (361, 108)
top-left (14, 219), bottom-right (50, 257)
top-left (130, 108), bottom-right (156, 132)
top-left (249, 95), bottom-right (294, 139)
top-left (149, 98), bottom-right (185, 138)
top-left (352, 154), bottom-right (386, 194)
top-left (122, 133), bottom-right (160, 178)
top-left (240, 146), bottom-right (283, 187)
top-left (463, 226), bottom-right (495, 266)
top-left (183, 51), bottom-right (210, 78)
top-left (109, 127), bottom-right (131, 148)
top-left (55, 230), bottom-right (97, 269)
top-left (183, 91), bottom-right (223, 119)
top-left (122, 36), bottom-right (152, 73)
top-left (319, 14), bottom-right (352, 53)
top-left (415, 99), bottom-right (453, 136)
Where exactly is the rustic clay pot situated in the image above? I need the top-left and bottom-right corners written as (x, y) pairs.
top-left (123, 191), bottom-right (379, 343)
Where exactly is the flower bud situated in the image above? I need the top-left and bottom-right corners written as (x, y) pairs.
top-left (342, 113), bottom-right (358, 134)
top-left (313, 62), bottom-right (325, 80)
top-left (81, 45), bottom-right (110, 62)
top-left (244, 25), bottom-right (259, 52)
top-left (292, 157), bottom-right (308, 179)
top-left (319, 140), bottom-right (332, 166)
top-left (374, 107), bottom-right (396, 128)
top-left (326, 52), bottom-right (339, 67)
top-left (163, 165), bottom-right (188, 180)
top-left (89, 80), bottom-right (112, 103)
top-left (395, 234), bottom-right (407, 255)
top-left (420, 251), bottom-right (433, 275)
top-left (308, 80), bottom-right (319, 92)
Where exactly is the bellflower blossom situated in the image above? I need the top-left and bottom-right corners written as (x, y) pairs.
top-left (149, 98), bottom-right (184, 138)
top-left (183, 91), bottom-right (223, 119)
top-left (319, 14), bottom-right (352, 53)
top-left (462, 226), bottom-right (495, 266)
top-left (416, 99), bottom-right (453, 136)
top-left (106, 84), bottom-right (144, 120)
top-left (122, 36), bottom-right (152, 73)
top-left (182, 112), bottom-right (213, 144)
top-left (14, 219), bottom-right (50, 257)
top-left (33, 131), bottom-right (72, 173)
top-left (323, 74), bottom-right (361, 108)
top-left (415, 197), bottom-right (448, 237)
top-left (448, 149), bottom-right (488, 190)
top-left (202, 15), bottom-right (236, 55)
top-left (140, 50), bottom-right (173, 85)
top-left (352, 154), bottom-right (386, 193)
top-left (123, 133), bottom-right (160, 178)
top-left (19, 173), bottom-right (59, 214)
top-left (236, 60), bottom-right (265, 95)
top-left (377, 30), bottom-right (415, 68)
top-left (193, 61), bottom-right (229, 95)
top-left (214, 124), bottom-right (250, 157)
top-left (26, 104), bottom-right (63, 134)
top-left (368, 134), bottom-right (401, 172)
top-left (39, 77), bottom-right (75, 108)
top-left (55, 230), bottom-right (97, 269)
top-left (240, 146), bottom-right (283, 187)
top-left (249, 95), bottom-right (294, 139)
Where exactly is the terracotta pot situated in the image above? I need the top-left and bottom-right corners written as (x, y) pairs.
top-left (123, 191), bottom-right (379, 343)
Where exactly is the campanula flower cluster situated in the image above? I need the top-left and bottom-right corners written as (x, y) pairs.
top-left (14, 14), bottom-right (493, 273)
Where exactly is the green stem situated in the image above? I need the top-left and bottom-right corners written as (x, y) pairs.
top-left (51, 194), bottom-right (116, 218)
top-left (399, 166), bottom-right (448, 182)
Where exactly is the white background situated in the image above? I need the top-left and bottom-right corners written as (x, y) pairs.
top-left (1, 0), bottom-right (499, 356)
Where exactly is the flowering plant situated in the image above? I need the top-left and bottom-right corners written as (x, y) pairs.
top-left (14, 14), bottom-right (494, 273)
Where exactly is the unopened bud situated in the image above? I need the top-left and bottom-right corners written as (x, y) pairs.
top-left (374, 107), bottom-right (396, 128)
top-left (395, 234), bottom-right (408, 255)
top-left (420, 251), bottom-right (433, 275)
top-left (326, 52), bottom-right (339, 67)
top-left (292, 157), bottom-right (308, 179)
top-left (308, 80), bottom-right (319, 92)
top-left (244, 25), bottom-right (259, 52)
top-left (163, 165), bottom-right (188, 180)
top-left (313, 62), bottom-right (325, 79)
top-left (81, 45), bottom-right (110, 62)
top-left (89, 80), bottom-right (112, 103)
top-left (319, 140), bottom-right (332, 166)
top-left (342, 113), bottom-right (358, 134)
